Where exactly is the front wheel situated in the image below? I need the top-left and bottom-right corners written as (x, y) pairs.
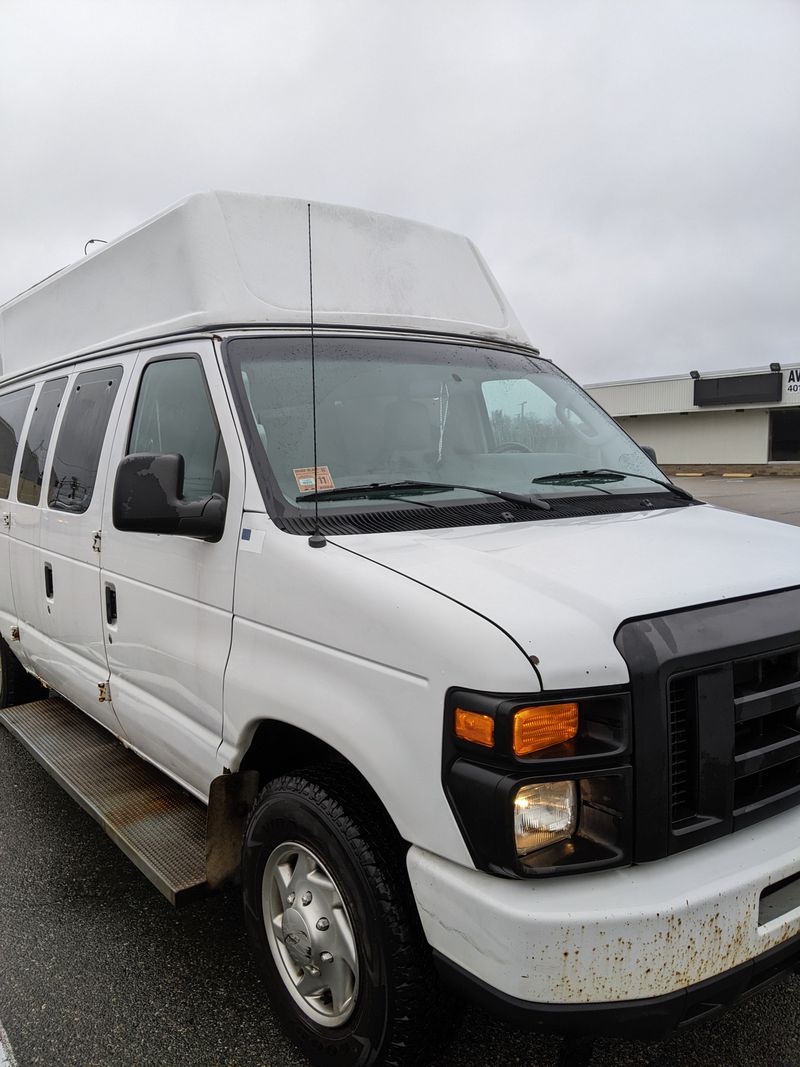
top-left (241, 766), bottom-right (444, 1067)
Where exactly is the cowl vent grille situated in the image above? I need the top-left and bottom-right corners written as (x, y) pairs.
top-left (278, 493), bottom-right (694, 536)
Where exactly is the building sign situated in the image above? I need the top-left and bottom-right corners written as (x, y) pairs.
top-left (694, 371), bottom-right (782, 407)
top-left (787, 369), bottom-right (800, 394)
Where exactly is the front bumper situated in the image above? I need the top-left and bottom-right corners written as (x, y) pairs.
top-left (433, 934), bottom-right (800, 1037)
top-left (407, 805), bottom-right (800, 1031)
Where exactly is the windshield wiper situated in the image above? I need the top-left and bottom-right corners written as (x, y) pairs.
top-left (298, 479), bottom-right (551, 511)
top-left (531, 468), bottom-right (694, 501)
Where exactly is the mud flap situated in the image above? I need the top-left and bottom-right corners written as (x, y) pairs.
top-left (206, 769), bottom-right (260, 890)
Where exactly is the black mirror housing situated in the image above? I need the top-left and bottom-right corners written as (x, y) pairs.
top-left (113, 453), bottom-right (226, 541)
top-left (641, 445), bottom-right (658, 465)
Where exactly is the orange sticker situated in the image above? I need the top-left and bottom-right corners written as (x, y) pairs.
top-left (293, 466), bottom-right (335, 493)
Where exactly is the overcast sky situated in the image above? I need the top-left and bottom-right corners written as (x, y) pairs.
top-left (1, 0), bottom-right (798, 383)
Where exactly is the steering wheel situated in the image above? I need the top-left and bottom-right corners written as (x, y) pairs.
top-left (491, 442), bottom-right (533, 453)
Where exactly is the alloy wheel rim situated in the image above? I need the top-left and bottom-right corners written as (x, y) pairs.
top-left (262, 840), bottom-right (360, 1027)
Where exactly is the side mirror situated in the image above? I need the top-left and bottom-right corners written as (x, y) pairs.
top-left (641, 445), bottom-right (658, 465)
top-left (112, 453), bottom-right (226, 542)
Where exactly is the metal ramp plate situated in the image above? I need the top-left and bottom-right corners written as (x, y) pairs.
top-left (0, 696), bottom-right (207, 905)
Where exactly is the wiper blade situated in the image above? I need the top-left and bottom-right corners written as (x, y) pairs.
top-left (531, 468), bottom-right (694, 501)
top-left (298, 479), bottom-right (551, 511)
top-left (533, 469), bottom-right (625, 484)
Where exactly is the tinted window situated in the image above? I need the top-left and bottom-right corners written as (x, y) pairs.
top-left (49, 367), bottom-right (123, 513)
top-left (129, 358), bottom-right (222, 502)
top-left (17, 377), bottom-right (68, 506)
top-left (0, 386), bottom-right (34, 499)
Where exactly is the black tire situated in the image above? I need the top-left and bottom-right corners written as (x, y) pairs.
top-left (241, 764), bottom-right (445, 1067)
top-left (0, 636), bottom-right (47, 708)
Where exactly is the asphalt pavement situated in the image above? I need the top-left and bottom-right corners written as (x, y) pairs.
top-left (672, 474), bottom-right (800, 526)
top-left (3, 477), bottom-right (800, 1066)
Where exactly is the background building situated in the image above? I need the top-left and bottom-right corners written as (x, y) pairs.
top-left (585, 364), bottom-right (800, 468)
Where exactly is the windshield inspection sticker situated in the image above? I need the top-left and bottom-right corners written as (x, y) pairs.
top-left (293, 466), bottom-right (334, 493)
top-left (240, 527), bottom-right (265, 554)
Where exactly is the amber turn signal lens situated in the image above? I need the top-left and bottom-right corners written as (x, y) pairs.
top-left (454, 708), bottom-right (495, 748)
top-left (513, 703), bottom-right (578, 756)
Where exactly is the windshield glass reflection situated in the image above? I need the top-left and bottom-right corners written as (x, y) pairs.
top-left (227, 337), bottom-right (664, 511)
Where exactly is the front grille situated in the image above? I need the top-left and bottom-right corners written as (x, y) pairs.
top-left (668, 647), bottom-right (800, 836)
top-left (732, 650), bottom-right (800, 828)
top-left (617, 587), bottom-right (800, 861)
top-left (668, 676), bottom-right (697, 823)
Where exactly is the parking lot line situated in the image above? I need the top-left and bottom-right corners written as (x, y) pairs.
top-left (0, 1022), bottom-right (18, 1067)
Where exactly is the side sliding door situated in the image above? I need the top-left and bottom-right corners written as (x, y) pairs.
top-left (100, 342), bottom-right (244, 798)
top-left (28, 356), bottom-right (136, 735)
top-left (0, 384), bottom-right (35, 652)
top-left (9, 376), bottom-right (67, 679)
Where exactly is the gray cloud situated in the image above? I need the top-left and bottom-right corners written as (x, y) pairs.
top-left (1, 0), bottom-right (798, 382)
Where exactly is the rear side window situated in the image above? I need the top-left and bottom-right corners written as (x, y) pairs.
top-left (0, 386), bottom-right (35, 499)
top-left (128, 357), bottom-right (224, 502)
top-left (49, 367), bottom-right (123, 513)
top-left (17, 377), bottom-right (68, 506)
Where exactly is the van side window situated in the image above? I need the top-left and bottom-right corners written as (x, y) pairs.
top-left (17, 377), bottom-right (68, 506)
top-left (49, 367), bottom-right (123, 513)
top-left (0, 386), bottom-right (35, 499)
top-left (128, 358), bottom-right (225, 502)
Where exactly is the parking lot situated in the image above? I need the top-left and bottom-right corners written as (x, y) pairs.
top-left (3, 477), bottom-right (800, 1067)
top-left (672, 475), bottom-right (800, 526)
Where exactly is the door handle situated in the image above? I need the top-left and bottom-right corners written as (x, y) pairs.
top-left (105, 584), bottom-right (117, 625)
top-left (44, 563), bottom-right (54, 599)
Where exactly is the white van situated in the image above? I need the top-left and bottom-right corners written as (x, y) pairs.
top-left (2, 191), bottom-right (800, 1066)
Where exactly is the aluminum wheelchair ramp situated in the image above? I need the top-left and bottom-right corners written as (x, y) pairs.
top-left (0, 696), bottom-right (207, 905)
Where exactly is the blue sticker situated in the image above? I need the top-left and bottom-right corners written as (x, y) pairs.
top-left (241, 528), bottom-right (251, 541)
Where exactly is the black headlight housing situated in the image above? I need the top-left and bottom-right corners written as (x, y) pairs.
top-left (442, 686), bottom-right (633, 877)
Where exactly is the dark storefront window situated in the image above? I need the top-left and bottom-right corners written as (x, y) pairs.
top-left (770, 410), bottom-right (800, 461)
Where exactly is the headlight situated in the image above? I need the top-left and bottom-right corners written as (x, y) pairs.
top-left (444, 687), bottom-right (632, 876)
top-left (513, 781), bottom-right (578, 856)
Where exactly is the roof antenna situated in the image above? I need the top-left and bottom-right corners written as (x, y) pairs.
top-left (306, 203), bottom-right (327, 549)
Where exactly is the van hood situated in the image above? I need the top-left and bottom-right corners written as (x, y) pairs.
top-left (334, 503), bottom-right (800, 690)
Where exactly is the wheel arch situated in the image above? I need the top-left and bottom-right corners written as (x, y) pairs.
top-left (206, 717), bottom-right (406, 890)
top-left (240, 717), bottom-right (339, 781)
top-left (241, 718), bottom-right (403, 820)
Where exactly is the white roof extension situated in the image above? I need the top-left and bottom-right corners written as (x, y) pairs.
top-left (0, 191), bottom-right (529, 381)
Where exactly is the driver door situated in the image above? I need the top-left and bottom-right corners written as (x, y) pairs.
top-left (99, 342), bottom-right (245, 797)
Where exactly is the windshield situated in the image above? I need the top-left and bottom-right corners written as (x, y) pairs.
top-left (225, 336), bottom-right (667, 515)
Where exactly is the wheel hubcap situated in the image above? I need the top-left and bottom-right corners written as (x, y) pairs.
top-left (263, 841), bottom-right (360, 1027)
top-left (282, 909), bottom-right (313, 967)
